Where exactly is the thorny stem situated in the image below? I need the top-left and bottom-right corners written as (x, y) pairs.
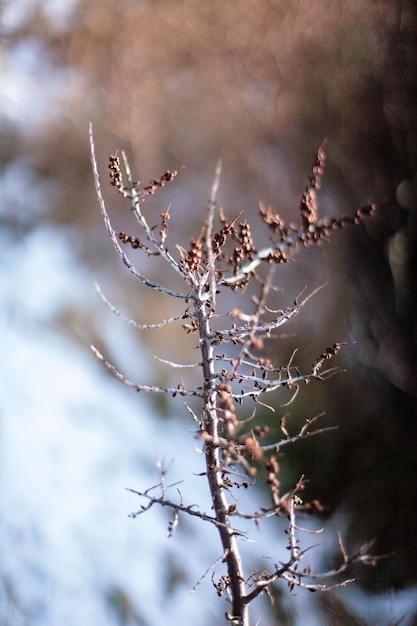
top-left (199, 162), bottom-right (248, 626)
top-left (199, 305), bottom-right (248, 625)
top-left (90, 126), bottom-right (379, 625)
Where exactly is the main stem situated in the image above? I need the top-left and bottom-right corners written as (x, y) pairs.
top-left (197, 294), bottom-right (249, 626)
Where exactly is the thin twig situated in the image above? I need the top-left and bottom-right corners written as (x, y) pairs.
top-left (89, 125), bottom-right (193, 300)
top-left (126, 487), bottom-right (246, 535)
top-left (90, 345), bottom-right (203, 397)
top-left (95, 282), bottom-right (191, 329)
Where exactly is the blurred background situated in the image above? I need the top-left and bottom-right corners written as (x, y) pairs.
top-left (1, 0), bottom-right (416, 624)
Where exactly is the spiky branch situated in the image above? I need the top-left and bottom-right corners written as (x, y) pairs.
top-left (90, 124), bottom-right (380, 626)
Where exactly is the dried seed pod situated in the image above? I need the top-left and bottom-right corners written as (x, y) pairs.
top-left (109, 152), bottom-right (123, 189)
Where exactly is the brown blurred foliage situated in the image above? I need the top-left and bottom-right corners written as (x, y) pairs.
top-left (2, 0), bottom-right (416, 599)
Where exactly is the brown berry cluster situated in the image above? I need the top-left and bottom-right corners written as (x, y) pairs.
top-left (229, 220), bottom-right (256, 272)
top-left (117, 231), bottom-right (161, 257)
top-left (159, 206), bottom-right (171, 243)
top-left (185, 225), bottom-right (205, 272)
top-left (313, 342), bottom-right (342, 373)
top-left (109, 152), bottom-right (123, 189)
top-left (212, 214), bottom-right (240, 256)
top-left (264, 249), bottom-right (290, 265)
top-left (216, 383), bottom-right (238, 435)
top-left (142, 170), bottom-right (178, 196)
top-left (265, 455), bottom-right (280, 489)
top-left (300, 186), bottom-right (319, 230)
top-left (240, 425), bottom-right (270, 464)
top-left (259, 203), bottom-right (289, 240)
top-left (299, 144), bottom-right (326, 229)
top-left (259, 144), bottom-right (376, 253)
top-left (186, 238), bottom-right (203, 271)
top-left (301, 204), bottom-right (376, 245)
top-left (117, 231), bottom-right (143, 249)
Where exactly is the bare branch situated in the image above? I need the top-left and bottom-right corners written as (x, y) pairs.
top-left (211, 285), bottom-right (325, 343)
top-left (95, 282), bottom-right (191, 329)
top-left (126, 486), bottom-right (246, 535)
top-left (90, 345), bottom-right (203, 398)
top-left (90, 125), bottom-right (192, 300)
top-left (153, 354), bottom-right (202, 368)
top-left (91, 135), bottom-right (379, 625)
top-left (120, 151), bottom-right (190, 281)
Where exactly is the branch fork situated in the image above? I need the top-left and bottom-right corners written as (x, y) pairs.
top-left (90, 124), bottom-right (380, 625)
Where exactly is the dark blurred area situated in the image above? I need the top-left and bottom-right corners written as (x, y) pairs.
top-left (1, 0), bottom-right (416, 618)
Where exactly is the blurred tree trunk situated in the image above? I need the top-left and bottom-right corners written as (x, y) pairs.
top-left (314, 11), bottom-right (417, 586)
